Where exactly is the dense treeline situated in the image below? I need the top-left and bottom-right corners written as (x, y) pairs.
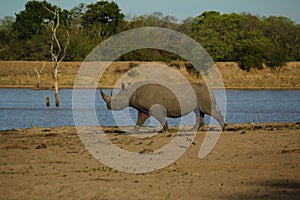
top-left (0, 0), bottom-right (299, 70)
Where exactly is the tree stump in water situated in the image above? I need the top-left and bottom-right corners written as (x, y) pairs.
top-left (55, 93), bottom-right (59, 107)
top-left (46, 96), bottom-right (50, 107)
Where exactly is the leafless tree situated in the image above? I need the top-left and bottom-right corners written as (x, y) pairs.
top-left (43, 2), bottom-right (69, 107)
top-left (34, 61), bottom-right (46, 89)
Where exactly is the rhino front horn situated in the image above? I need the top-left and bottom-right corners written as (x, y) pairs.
top-left (100, 89), bottom-right (111, 103)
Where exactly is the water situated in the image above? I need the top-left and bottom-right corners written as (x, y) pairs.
top-left (0, 88), bottom-right (299, 130)
top-left (225, 90), bottom-right (300, 124)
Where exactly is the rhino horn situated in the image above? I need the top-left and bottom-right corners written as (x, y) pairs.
top-left (100, 89), bottom-right (111, 103)
top-left (111, 90), bottom-right (117, 96)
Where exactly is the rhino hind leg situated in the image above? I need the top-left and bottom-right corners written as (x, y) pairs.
top-left (149, 104), bottom-right (169, 133)
top-left (210, 107), bottom-right (225, 131)
top-left (199, 105), bottom-right (225, 131)
top-left (133, 111), bottom-right (149, 133)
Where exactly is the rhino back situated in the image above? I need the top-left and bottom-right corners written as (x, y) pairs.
top-left (130, 83), bottom-right (197, 117)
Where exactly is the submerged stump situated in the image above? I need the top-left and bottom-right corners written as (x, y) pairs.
top-left (46, 96), bottom-right (50, 107)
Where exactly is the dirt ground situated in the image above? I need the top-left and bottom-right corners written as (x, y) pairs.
top-left (0, 122), bottom-right (299, 200)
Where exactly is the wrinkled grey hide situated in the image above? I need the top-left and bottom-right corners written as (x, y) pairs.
top-left (100, 81), bottom-right (225, 133)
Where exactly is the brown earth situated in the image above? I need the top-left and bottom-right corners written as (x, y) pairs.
top-left (0, 61), bottom-right (299, 89)
top-left (0, 122), bottom-right (299, 199)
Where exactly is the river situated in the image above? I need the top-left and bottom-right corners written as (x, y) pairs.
top-left (0, 88), bottom-right (299, 130)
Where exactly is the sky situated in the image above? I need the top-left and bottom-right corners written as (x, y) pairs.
top-left (1, 0), bottom-right (300, 24)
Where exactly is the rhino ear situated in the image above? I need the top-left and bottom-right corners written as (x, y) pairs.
top-left (121, 82), bottom-right (125, 92)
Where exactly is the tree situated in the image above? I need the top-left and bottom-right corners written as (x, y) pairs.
top-left (190, 12), bottom-right (277, 70)
top-left (81, 1), bottom-right (125, 39)
top-left (292, 25), bottom-right (300, 61)
top-left (69, 3), bottom-right (87, 26)
top-left (13, 1), bottom-right (53, 41)
top-left (13, 0), bottom-right (70, 41)
top-left (34, 61), bottom-right (46, 89)
top-left (233, 14), bottom-right (270, 70)
top-left (43, 2), bottom-right (70, 107)
top-left (0, 16), bottom-right (15, 48)
top-left (191, 11), bottom-right (238, 61)
top-left (177, 17), bottom-right (194, 36)
top-left (64, 25), bottom-right (92, 61)
top-left (128, 12), bottom-right (177, 28)
top-left (24, 30), bottom-right (52, 60)
top-left (262, 16), bottom-right (296, 67)
top-left (1, 2), bottom-right (299, 66)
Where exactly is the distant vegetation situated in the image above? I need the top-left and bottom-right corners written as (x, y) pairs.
top-left (0, 0), bottom-right (299, 71)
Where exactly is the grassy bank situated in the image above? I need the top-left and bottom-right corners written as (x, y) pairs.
top-left (0, 61), bottom-right (299, 89)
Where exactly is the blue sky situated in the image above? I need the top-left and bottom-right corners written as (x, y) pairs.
top-left (1, 0), bottom-right (300, 23)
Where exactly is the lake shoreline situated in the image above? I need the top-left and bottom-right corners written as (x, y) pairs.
top-left (2, 121), bottom-right (299, 132)
top-left (1, 85), bottom-right (300, 90)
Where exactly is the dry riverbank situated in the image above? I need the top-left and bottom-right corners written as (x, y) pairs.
top-left (0, 122), bottom-right (299, 199)
top-left (0, 61), bottom-right (299, 89)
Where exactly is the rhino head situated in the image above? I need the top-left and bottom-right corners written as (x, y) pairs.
top-left (100, 82), bottom-right (131, 110)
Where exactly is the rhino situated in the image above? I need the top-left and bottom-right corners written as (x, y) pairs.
top-left (100, 81), bottom-right (225, 133)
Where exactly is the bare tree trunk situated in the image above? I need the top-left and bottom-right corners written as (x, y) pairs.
top-left (34, 61), bottom-right (45, 90)
top-left (55, 91), bottom-right (59, 107)
top-left (44, 2), bottom-right (69, 107)
top-left (50, 15), bottom-right (60, 107)
top-left (52, 64), bottom-right (59, 106)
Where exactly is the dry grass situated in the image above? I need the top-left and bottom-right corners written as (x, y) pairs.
top-left (0, 61), bottom-right (299, 89)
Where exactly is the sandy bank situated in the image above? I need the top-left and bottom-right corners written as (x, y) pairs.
top-left (0, 122), bottom-right (299, 199)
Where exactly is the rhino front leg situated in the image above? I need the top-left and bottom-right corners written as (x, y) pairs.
top-left (133, 111), bottom-right (149, 133)
top-left (149, 104), bottom-right (168, 133)
top-left (191, 109), bottom-right (205, 131)
top-left (161, 121), bottom-right (169, 133)
top-left (199, 111), bottom-right (205, 128)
